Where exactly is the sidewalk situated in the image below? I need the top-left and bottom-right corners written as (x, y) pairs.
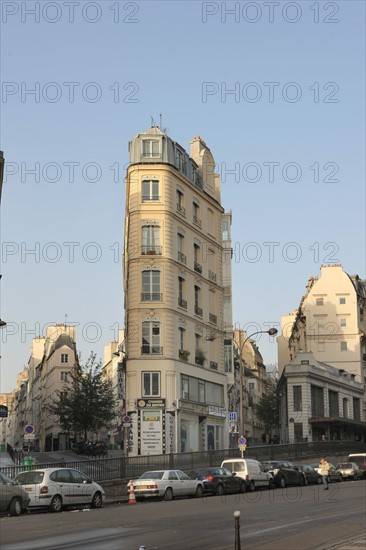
top-left (319, 534), bottom-right (366, 549)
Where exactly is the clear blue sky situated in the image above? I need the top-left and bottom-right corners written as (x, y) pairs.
top-left (1, 1), bottom-right (365, 392)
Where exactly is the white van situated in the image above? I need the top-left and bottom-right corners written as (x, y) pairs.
top-left (221, 458), bottom-right (274, 491)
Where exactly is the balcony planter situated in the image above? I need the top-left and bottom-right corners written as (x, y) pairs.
top-left (179, 350), bottom-right (190, 362)
top-left (195, 349), bottom-right (206, 366)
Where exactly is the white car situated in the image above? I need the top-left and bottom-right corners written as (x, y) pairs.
top-left (335, 462), bottom-right (364, 480)
top-left (128, 470), bottom-right (203, 501)
top-left (14, 468), bottom-right (105, 512)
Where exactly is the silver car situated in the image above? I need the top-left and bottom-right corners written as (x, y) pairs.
top-left (14, 467), bottom-right (105, 512)
top-left (0, 471), bottom-right (30, 516)
top-left (335, 462), bottom-right (363, 480)
top-left (128, 470), bottom-right (203, 501)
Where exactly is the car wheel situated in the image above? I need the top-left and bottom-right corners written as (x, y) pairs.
top-left (91, 491), bottom-right (103, 509)
top-left (49, 495), bottom-right (63, 513)
top-left (216, 484), bottom-right (224, 496)
top-left (163, 487), bottom-right (173, 501)
top-left (249, 480), bottom-right (255, 492)
top-left (280, 477), bottom-right (286, 489)
top-left (195, 485), bottom-right (203, 498)
top-left (9, 498), bottom-right (22, 517)
top-left (240, 481), bottom-right (247, 493)
top-left (338, 475), bottom-right (342, 483)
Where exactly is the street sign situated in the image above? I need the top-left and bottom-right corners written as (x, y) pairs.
top-left (229, 412), bottom-right (237, 421)
top-left (122, 422), bottom-right (131, 428)
top-left (24, 434), bottom-right (35, 440)
top-left (123, 415), bottom-right (131, 423)
top-left (238, 435), bottom-right (246, 445)
top-left (239, 444), bottom-right (246, 452)
top-left (24, 425), bottom-right (34, 435)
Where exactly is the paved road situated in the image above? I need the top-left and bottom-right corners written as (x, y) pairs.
top-left (1, 480), bottom-right (365, 549)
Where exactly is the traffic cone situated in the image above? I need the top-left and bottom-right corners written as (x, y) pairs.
top-left (128, 481), bottom-right (137, 504)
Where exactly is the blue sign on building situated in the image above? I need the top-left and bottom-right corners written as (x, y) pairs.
top-left (229, 412), bottom-right (237, 422)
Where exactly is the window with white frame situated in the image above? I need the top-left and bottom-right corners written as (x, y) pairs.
top-left (142, 140), bottom-right (160, 157)
top-left (61, 354), bottom-right (69, 363)
top-left (142, 372), bottom-right (160, 397)
top-left (60, 371), bottom-right (68, 382)
top-left (141, 224), bottom-right (160, 255)
top-left (178, 276), bottom-right (186, 308)
top-left (142, 321), bottom-right (161, 354)
top-left (142, 270), bottom-right (161, 301)
top-left (193, 202), bottom-right (201, 226)
top-left (176, 189), bottom-right (185, 213)
top-left (177, 233), bottom-right (186, 263)
top-left (178, 327), bottom-right (185, 351)
top-left (142, 179), bottom-right (159, 201)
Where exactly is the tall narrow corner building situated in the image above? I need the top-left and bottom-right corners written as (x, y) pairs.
top-left (123, 126), bottom-right (233, 455)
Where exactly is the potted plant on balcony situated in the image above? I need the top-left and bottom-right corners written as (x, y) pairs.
top-left (195, 349), bottom-right (206, 366)
top-left (179, 349), bottom-right (190, 362)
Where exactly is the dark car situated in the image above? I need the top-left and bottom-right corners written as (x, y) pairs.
top-left (309, 463), bottom-right (342, 483)
top-left (262, 460), bottom-right (305, 488)
top-left (0, 471), bottom-right (30, 516)
top-left (188, 467), bottom-right (247, 496)
top-left (296, 464), bottom-right (322, 485)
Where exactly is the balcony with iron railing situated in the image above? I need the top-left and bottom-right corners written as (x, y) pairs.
top-left (209, 313), bottom-right (217, 324)
top-left (142, 195), bottom-right (161, 202)
top-left (194, 262), bottom-right (202, 274)
top-left (141, 293), bottom-right (163, 302)
top-left (194, 305), bottom-right (203, 317)
top-left (176, 203), bottom-right (186, 215)
top-left (208, 270), bottom-right (216, 282)
top-left (178, 251), bottom-right (187, 264)
top-left (178, 297), bottom-right (187, 309)
top-left (193, 215), bottom-right (201, 227)
top-left (141, 245), bottom-right (162, 255)
top-left (141, 345), bottom-right (163, 355)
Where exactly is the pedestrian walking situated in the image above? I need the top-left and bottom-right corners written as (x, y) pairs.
top-left (319, 457), bottom-right (331, 490)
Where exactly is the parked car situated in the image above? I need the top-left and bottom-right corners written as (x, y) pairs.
top-left (127, 470), bottom-right (203, 501)
top-left (221, 459), bottom-right (274, 491)
top-left (309, 463), bottom-right (342, 483)
top-left (188, 466), bottom-right (247, 496)
top-left (296, 464), bottom-right (322, 485)
top-left (261, 460), bottom-right (305, 488)
top-left (348, 453), bottom-right (366, 478)
top-left (335, 462), bottom-right (363, 480)
top-left (0, 471), bottom-right (30, 516)
top-left (14, 468), bottom-right (105, 512)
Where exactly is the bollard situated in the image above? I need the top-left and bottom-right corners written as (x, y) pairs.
top-left (234, 510), bottom-right (241, 550)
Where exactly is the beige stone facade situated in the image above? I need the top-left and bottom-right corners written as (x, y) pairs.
top-left (123, 127), bottom-right (231, 454)
top-left (0, 324), bottom-right (78, 451)
top-left (278, 264), bottom-right (366, 421)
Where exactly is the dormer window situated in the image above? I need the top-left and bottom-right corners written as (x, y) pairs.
top-left (142, 140), bottom-right (160, 158)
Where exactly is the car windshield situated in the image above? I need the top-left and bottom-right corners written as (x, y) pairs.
top-left (15, 471), bottom-right (45, 484)
top-left (337, 463), bottom-right (352, 468)
top-left (139, 471), bottom-right (164, 480)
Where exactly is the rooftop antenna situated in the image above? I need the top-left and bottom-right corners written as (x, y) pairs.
top-left (151, 116), bottom-right (156, 127)
top-left (64, 313), bottom-right (68, 326)
top-left (159, 113), bottom-right (167, 133)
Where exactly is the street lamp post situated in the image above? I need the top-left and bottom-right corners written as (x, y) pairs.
top-left (237, 328), bottom-right (278, 441)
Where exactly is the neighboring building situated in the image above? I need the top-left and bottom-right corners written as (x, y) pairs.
top-left (123, 126), bottom-right (231, 454)
top-left (278, 264), bottom-right (366, 418)
top-left (3, 324), bottom-right (79, 451)
top-left (233, 329), bottom-right (269, 442)
top-left (102, 329), bottom-right (126, 449)
top-left (278, 352), bottom-right (365, 443)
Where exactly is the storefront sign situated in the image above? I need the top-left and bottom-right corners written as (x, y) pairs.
top-left (138, 398), bottom-right (166, 409)
top-left (140, 410), bottom-right (163, 455)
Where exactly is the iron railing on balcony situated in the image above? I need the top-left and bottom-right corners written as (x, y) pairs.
top-left (178, 297), bottom-right (187, 309)
top-left (209, 313), bottom-right (217, 324)
top-left (178, 251), bottom-right (186, 264)
top-left (142, 195), bottom-right (160, 202)
top-left (193, 215), bottom-right (201, 227)
top-left (141, 245), bottom-right (162, 255)
top-left (141, 293), bottom-right (163, 302)
top-left (194, 262), bottom-right (202, 273)
top-left (141, 345), bottom-right (163, 355)
top-left (176, 203), bottom-right (186, 215)
top-left (194, 305), bottom-right (203, 317)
